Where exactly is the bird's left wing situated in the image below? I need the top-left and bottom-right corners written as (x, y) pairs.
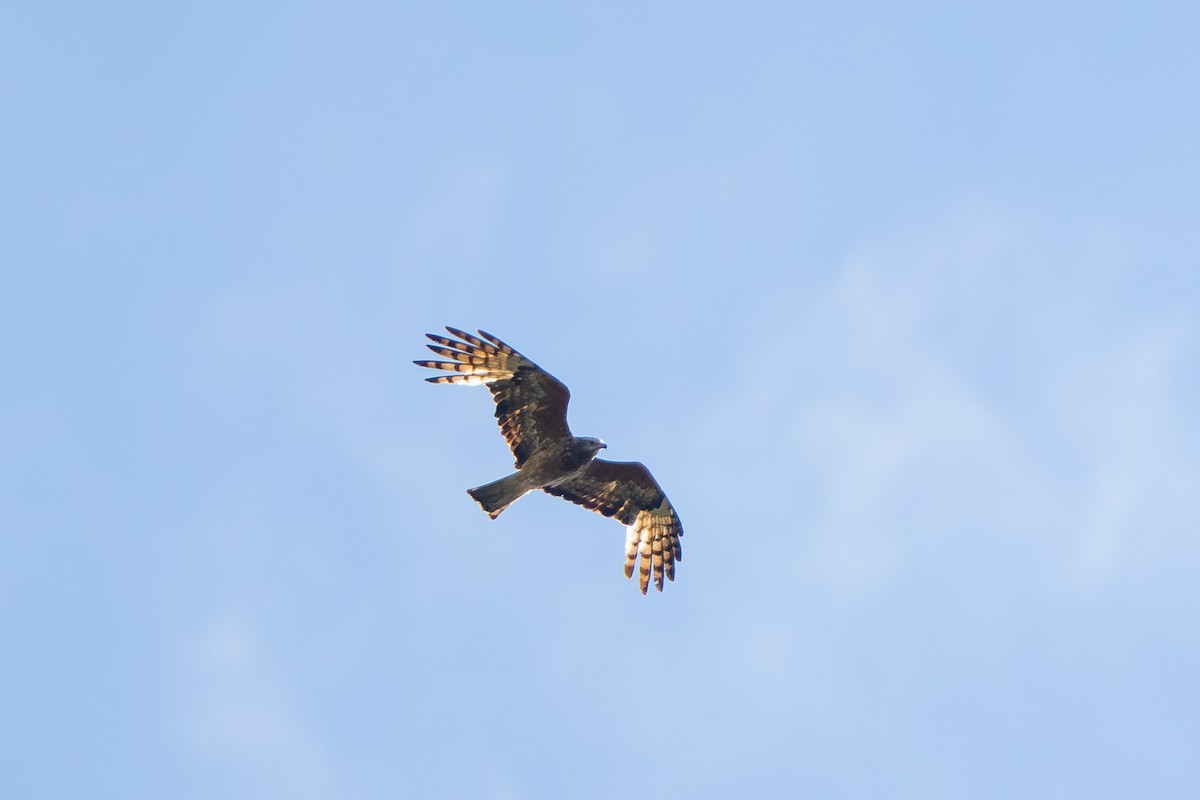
top-left (544, 459), bottom-right (683, 594)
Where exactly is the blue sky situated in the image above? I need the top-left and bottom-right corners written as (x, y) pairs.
top-left (3, 2), bottom-right (1199, 798)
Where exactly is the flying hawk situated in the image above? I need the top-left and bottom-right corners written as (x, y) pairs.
top-left (415, 326), bottom-right (683, 594)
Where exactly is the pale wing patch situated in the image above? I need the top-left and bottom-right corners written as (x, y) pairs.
top-left (418, 329), bottom-right (685, 595)
top-left (416, 326), bottom-right (572, 467)
top-left (413, 326), bottom-right (532, 385)
top-left (622, 498), bottom-right (683, 595)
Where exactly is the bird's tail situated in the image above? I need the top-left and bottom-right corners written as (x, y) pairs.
top-left (467, 472), bottom-right (531, 519)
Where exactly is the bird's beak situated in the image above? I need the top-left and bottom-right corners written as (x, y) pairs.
top-left (599, 441), bottom-right (608, 449)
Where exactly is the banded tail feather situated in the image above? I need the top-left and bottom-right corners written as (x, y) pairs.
top-left (466, 472), bottom-right (531, 519)
top-left (417, 326), bottom-right (684, 595)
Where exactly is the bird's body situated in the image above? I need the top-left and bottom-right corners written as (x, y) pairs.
top-left (466, 435), bottom-right (607, 519)
top-left (415, 327), bottom-right (683, 594)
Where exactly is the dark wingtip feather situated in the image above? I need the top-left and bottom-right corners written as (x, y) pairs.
top-left (476, 329), bottom-right (509, 351)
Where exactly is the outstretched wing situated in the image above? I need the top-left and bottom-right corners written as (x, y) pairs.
top-left (543, 459), bottom-right (683, 594)
top-left (414, 327), bottom-right (571, 467)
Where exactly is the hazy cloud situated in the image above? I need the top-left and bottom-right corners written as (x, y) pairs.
top-left (174, 619), bottom-right (329, 799)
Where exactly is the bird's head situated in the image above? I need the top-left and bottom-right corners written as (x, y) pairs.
top-left (580, 436), bottom-right (607, 456)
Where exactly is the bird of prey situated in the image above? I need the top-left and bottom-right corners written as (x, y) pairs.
top-left (415, 326), bottom-right (683, 594)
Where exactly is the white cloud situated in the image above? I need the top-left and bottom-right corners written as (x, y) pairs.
top-left (173, 618), bottom-right (329, 799)
top-left (699, 210), bottom-right (1198, 594)
top-left (1066, 315), bottom-right (1197, 578)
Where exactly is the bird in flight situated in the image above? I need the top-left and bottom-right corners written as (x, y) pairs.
top-left (415, 327), bottom-right (683, 594)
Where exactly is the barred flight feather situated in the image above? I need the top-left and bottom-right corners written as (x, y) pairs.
top-left (544, 462), bottom-right (683, 594)
top-left (416, 326), bottom-right (684, 594)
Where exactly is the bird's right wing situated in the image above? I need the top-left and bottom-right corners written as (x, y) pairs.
top-left (415, 327), bottom-right (572, 467)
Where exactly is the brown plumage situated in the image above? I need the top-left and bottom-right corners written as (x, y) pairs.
top-left (415, 326), bottom-right (684, 594)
